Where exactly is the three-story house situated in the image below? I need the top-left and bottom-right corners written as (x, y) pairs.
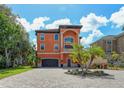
top-left (35, 25), bottom-right (82, 67)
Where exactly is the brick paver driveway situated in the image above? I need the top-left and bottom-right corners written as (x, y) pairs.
top-left (0, 68), bottom-right (124, 88)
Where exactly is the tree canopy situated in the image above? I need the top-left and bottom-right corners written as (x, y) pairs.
top-left (0, 5), bottom-right (34, 68)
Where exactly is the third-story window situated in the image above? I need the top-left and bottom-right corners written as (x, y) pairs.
top-left (41, 44), bottom-right (45, 50)
top-left (54, 44), bottom-right (59, 50)
top-left (41, 33), bottom-right (44, 40)
top-left (64, 37), bottom-right (73, 43)
top-left (54, 34), bottom-right (58, 40)
top-left (107, 40), bottom-right (112, 45)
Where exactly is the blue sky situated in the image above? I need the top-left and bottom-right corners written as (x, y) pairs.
top-left (7, 4), bottom-right (124, 47)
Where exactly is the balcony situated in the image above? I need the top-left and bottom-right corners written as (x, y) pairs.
top-left (64, 49), bottom-right (73, 53)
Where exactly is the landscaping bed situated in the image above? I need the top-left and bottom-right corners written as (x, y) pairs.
top-left (65, 69), bottom-right (110, 77)
top-left (0, 66), bottom-right (33, 79)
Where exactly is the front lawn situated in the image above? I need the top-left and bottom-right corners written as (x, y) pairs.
top-left (0, 66), bottom-right (33, 79)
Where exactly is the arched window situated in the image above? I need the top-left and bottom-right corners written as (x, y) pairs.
top-left (64, 37), bottom-right (73, 43)
top-left (64, 37), bottom-right (73, 49)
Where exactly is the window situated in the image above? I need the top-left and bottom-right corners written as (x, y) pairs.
top-left (64, 37), bottom-right (73, 43)
top-left (107, 40), bottom-right (112, 45)
top-left (64, 37), bottom-right (73, 49)
top-left (54, 34), bottom-right (58, 40)
top-left (64, 45), bottom-right (73, 49)
top-left (41, 44), bottom-right (45, 50)
top-left (106, 48), bottom-right (111, 53)
top-left (41, 33), bottom-right (44, 40)
top-left (54, 44), bottom-right (59, 50)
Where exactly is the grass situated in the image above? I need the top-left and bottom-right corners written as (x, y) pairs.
top-left (0, 66), bottom-right (33, 79)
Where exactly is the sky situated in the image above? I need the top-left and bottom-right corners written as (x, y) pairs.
top-left (7, 4), bottom-right (124, 47)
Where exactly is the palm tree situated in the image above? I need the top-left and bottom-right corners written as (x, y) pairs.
top-left (70, 44), bottom-right (90, 74)
top-left (87, 45), bottom-right (105, 69)
top-left (70, 44), bottom-right (105, 75)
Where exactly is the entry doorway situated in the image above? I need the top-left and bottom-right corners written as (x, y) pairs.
top-left (67, 59), bottom-right (71, 67)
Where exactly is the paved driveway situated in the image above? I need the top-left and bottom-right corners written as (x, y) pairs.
top-left (0, 68), bottom-right (124, 88)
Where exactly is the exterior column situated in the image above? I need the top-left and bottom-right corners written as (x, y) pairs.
top-left (78, 33), bottom-right (79, 44)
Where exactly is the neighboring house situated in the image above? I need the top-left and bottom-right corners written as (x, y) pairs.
top-left (91, 32), bottom-right (124, 54)
top-left (35, 25), bottom-right (82, 67)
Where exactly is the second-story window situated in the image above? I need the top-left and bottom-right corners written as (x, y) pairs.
top-left (64, 45), bottom-right (73, 49)
top-left (54, 34), bottom-right (58, 40)
top-left (41, 33), bottom-right (44, 40)
top-left (41, 44), bottom-right (45, 50)
top-left (106, 48), bottom-right (112, 53)
top-left (64, 37), bottom-right (73, 49)
top-left (54, 44), bottom-right (59, 50)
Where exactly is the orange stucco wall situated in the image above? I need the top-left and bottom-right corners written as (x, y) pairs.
top-left (37, 33), bottom-right (60, 53)
top-left (37, 53), bottom-right (60, 59)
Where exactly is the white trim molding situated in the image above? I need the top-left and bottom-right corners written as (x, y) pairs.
top-left (37, 52), bottom-right (72, 54)
top-left (62, 29), bottom-right (78, 34)
top-left (37, 52), bottom-right (60, 54)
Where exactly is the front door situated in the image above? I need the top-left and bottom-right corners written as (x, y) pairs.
top-left (67, 59), bottom-right (71, 67)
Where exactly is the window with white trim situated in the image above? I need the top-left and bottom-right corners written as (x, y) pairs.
top-left (41, 33), bottom-right (44, 40)
top-left (54, 34), bottom-right (58, 40)
top-left (54, 44), bottom-right (59, 50)
top-left (64, 37), bottom-right (73, 43)
top-left (41, 44), bottom-right (45, 50)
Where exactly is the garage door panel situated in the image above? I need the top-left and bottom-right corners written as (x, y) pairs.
top-left (42, 59), bottom-right (58, 67)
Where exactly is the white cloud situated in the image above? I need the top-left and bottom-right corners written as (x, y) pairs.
top-left (16, 17), bottom-right (50, 32)
top-left (45, 18), bottom-right (72, 29)
top-left (80, 13), bottom-right (108, 32)
top-left (80, 13), bottom-right (108, 46)
top-left (110, 7), bottom-right (124, 28)
top-left (80, 29), bottom-right (104, 46)
top-left (16, 18), bottom-right (30, 31)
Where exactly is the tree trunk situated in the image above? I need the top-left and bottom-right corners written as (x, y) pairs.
top-left (19, 55), bottom-right (23, 65)
top-left (79, 63), bottom-right (85, 76)
top-left (85, 64), bottom-right (88, 73)
top-left (85, 56), bottom-right (94, 73)
top-left (88, 56), bottom-right (94, 68)
top-left (12, 59), bottom-right (16, 68)
top-left (5, 48), bottom-right (10, 68)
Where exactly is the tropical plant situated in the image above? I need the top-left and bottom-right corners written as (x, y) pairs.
top-left (119, 52), bottom-right (124, 63)
top-left (87, 45), bottom-right (105, 69)
top-left (27, 44), bottom-right (40, 67)
top-left (69, 44), bottom-right (105, 75)
top-left (111, 51), bottom-right (120, 62)
top-left (70, 44), bottom-right (90, 75)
